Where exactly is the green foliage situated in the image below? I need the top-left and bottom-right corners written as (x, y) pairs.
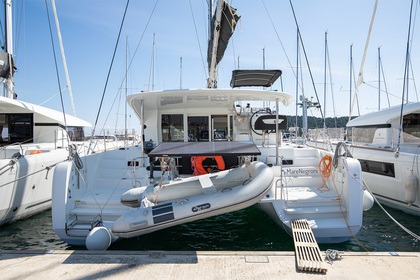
top-left (286, 115), bottom-right (353, 129)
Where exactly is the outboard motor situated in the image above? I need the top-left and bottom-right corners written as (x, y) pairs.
top-left (144, 139), bottom-right (156, 154)
top-left (144, 139), bottom-right (157, 181)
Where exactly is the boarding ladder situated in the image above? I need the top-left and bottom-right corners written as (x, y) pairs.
top-left (291, 219), bottom-right (327, 273)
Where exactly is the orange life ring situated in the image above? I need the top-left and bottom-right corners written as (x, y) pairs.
top-left (29, 150), bottom-right (42, 155)
top-left (192, 156), bottom-right (225, 175)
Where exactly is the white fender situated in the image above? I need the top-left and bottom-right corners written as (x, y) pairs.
top-left (405, 173), bottom-right (418, 206)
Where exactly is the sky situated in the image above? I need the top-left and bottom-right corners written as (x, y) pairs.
top-left (4, 0), bottom-right (420, 133)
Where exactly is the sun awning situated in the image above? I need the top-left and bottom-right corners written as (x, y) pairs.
top-left (230, 69), bottom-right (282, 88)
top-left (148, 141), bottom-right (261, 157)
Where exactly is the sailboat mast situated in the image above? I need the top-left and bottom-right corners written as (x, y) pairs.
top-left (378, 47), bottom-right (381, 111)
top-left (51, 0), bottom-right (77, 116)
top-left (4, 0), bottom-right (14, 99)
top-left (349, 44), bottom-right (352, 117)
top-left (207, 0), bottom-right (224, 89)
top-left (125, 35), bottom-right (128, 143)
top-left (323, 31), bottom-right (327, 128)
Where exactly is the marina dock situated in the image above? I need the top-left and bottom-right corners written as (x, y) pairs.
top-left (1, 250), bottom-right (419, 280)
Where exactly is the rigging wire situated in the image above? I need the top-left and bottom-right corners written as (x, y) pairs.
top-left (94, 0), bottom-right (158, 134)
top-left (261, 0), bottom-right (298, 91)
top-left (44, 0), bottom-right (70, 147)
top-left (189, 0), bottom-right (208, 82)
top-left (288, 0), bottom-right (324, 121)
top-left (10, 0), bottom-right (23, 64)
top-left (326, 38), bottom-right (337, 128)
top-left (379, 53), bottom-right (391, 107)
top-left (409, 56), bottom-right (419, 101)
top-left (362, 82), bottom-right (402, 101)
top-left (350, 52), bottom-right (361, 116)
top-left (397, 0), bottom-right (415, 154)
top-left (99, 0), bottom-right (159, 136)
top-left (89, 0), bottom-right (130, 153)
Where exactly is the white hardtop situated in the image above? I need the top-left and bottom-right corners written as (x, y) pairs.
top-left (0, 96), bottom-right (91, 127)
top-left (347, 102), bottom-right (420, 127)
top-left (127, 88), bottom-right (292, 117)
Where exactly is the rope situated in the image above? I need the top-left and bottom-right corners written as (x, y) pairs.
top-left (325, 249), bottom-right (342, 264)
top-left (362, 179), bottom-right (420, 241)
top-left (318, 155), bottom-right (332, 185)
top-left (68, 144), bottom-right (83, 170)
top-left (343, 167), bottom-right (420, 242)
top-left (0, 160), bottom-right (64, 188)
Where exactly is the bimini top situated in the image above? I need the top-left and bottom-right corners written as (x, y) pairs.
top-left (127, 88), bottom-right (292, 117)
top-left (230, 69), bottom-right (282, 88)
top-left (347, 101), bottom-right (420, 127)
top-left (0, 96), bottom-right (91, 127)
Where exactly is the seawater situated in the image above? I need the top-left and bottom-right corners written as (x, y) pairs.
top-left (0, 204), bottom-right (418, 252)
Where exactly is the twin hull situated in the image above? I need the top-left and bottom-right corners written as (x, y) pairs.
top-left (0, 149), bottom-right (69, 226)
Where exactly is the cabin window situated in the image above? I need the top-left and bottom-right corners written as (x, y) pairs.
top-left (188, 116), bottom-right (209, 142)
top-left (0, 114), bottom-right (7, 144)
top-left (7, 113), bottom-right (33, 144)
top-left (211, 115), bottom-right (229, 141)
top-left (403, 113), bottom-right (420, 143)
top-left (161, 114), bottom-right (184, 142)
top-left (348, 127), bottom-right (376, 144)
top-left (67, 126), bottom-right (85, 141)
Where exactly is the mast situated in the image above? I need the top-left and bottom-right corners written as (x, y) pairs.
top-left (148, 33), bottom-right (156, 91)
top-left (323, 31), bottom-right (327, 128)
top-left (4, 0), bottom-right (14, 99)
top-left (295, 28), bottom-right (299, 134)
top-left (125, 36), bottom-right (128, 143)
top-left (180, 56), bottom-right (183, 89)
top-left (349, 0), bottom-right (378, 121)
top-left (51, 0), bottom-right (77, 116)
top-left (262, 47), bottom-right (265, 70)
top-left (378, 47), bottom-right (381, 111)
top-left (349, 44), bottom-right (352, 117)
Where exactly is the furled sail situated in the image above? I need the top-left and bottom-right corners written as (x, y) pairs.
top-left (207, 1), bottom-right (240, 68)
top-left (207, 1), bottom-right (240, 80)
top-left (0, 50), bottom-right (15, 79)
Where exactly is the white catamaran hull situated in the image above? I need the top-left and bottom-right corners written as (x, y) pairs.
top-left (0, 148), bottom-right (69, 225)
top-left (257, 145), bottom-right (373, 243)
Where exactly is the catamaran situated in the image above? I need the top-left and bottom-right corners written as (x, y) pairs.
top-left (52, 0), bottom-right (372, 250)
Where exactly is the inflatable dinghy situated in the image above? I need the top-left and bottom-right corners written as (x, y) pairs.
top-left (111, 161), bottom-right (273, 238)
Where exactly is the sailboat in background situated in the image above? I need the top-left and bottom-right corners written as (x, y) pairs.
top-left (0, 0), bottom-right (130, 226)
top-left (310, 1), bottom-right (420, 217)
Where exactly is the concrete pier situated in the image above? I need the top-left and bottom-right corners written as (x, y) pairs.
top-left (0, 250), bottom-right (419, 280)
